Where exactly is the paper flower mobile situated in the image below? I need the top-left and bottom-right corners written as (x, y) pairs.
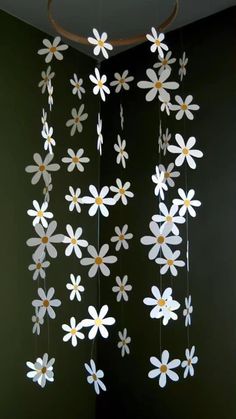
top-left (32, 287), bottom-right (61, 319)
top-left (110, 224), bottom-right (133, 251)
top-left (66, 274), bottom-right (85, 301)
top-left (182, 346), bottom-right (198, 378)
top-left (152, 203), bottom-right (185, 236)
top-left (62, 317), bottom-right (85, 347)
top-left (170, 95), bottom-right (200, 120)
top-left (41, 122), bottom-right (56, 155)
top-left (183, 295), bottom-right (193, 327)
top-left (66, 105), bottom-right (88, 136)
top-left (83, 185), bottom-right (115, 217)
top-left (38, 36), bottom-right (68, 63)
top-left (38, 66), bottom-right (55, 94)
top-left (173, 188), bottom-right (201, 217)
top-left (84, 359), bottom-right (106, 395)
top-left (179, 52), bottom-right (188, 81)
top-left (143, 286), bottom-right (180, 325)
top-left (26, 353), bottom-right (55, 388)
top-left (110, 70), bottom-right (134, 93)
top-left (25, 153), bottom-right (60, 185)
top-left (146, 28), bottom-right (168, 58)
top-left (81, 305), bottom-right (115, 339)
top-left (114, 135), bottom-right (129, 168)
top-left (89, 68), bottom-right (110, 101)
top-left (152, 166), bottom-right (168, 199)
top-left (137, 68), bottom-right (179, 102)
top-left (63, 225), bottom-right (88, 258)
top-left (153, 51), bottom-right (176, 75)
top-left (62, 148), bottom-right (90, 172)
top-left (28, 251), bottom-right (50, 281)
top-left (80, 244), bottom-right (117, 278)
top-left (70, 74), bottom-right (85, 99)
top-left (168, 134), bottom-right (203, 169)
top-left (65, 187), bottom-right (83, 213)
top-left (148, 350), bottom-right (180, 388)
top-left (26, 220), bottom-right (64, 259)
top-left (112, 275), bottom-right (132, 302)
top-left (156, 249), bottom-right (185, 276)
top-left (118, 329), bottom-right (131, 357)
top-left (97, 113), bottom-right (103, 155)
top-left (88, 28), bottom-right (113, 59)
top-left (110, 178), bottom-right (134, 205)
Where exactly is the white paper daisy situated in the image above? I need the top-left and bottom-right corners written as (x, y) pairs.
top-left (66, 274), bottom-right (85, 301)
top-left (27, 200), bottom-right (53, 228)
top-left (114, 135), bottom-right (129, 168)
top-left (89, 68), bottom-right (110, 102)
top-left (161, 128), bottom-right (171, 155)
top-left (41, 122), bottom-right (56, 155)
top-left (84, 359), bottom-right (106, 395)
top-left (179, 51), bottom-right (188, 81)
top-left (83, 185), bottom-right (115, 217)
top-left (47, 80), bottom-right (53, 111)
top-left (62, 317), bottom-right (85, 347)
top-left (110, 224), bottom-right (133, 251)
top-left (80, 244), bottom-right (117, 278)
top-left (137, 68), bottom-right (179, 102)
top-left (26, 221), bottom-right (64, 259)
top-left (173, 188), bottom-right (201, 217)
top-left (32, 287), bottom-right (61, 319)
top-left (43, 173), bottom-right (53, 203)
top-left (88, 28), bottom-right (113, 59)
top-left (63, 225), bottom-right (88, 258)
top-left (97, 113), bottom-right (103, 155)
top-left (182, 346), bottom-right (198, 378)
top-left (32, 307), bottom-right (44, 335)
top-left (37, 36), bottom-right (68, 63)
top-left (66, 105), bottom-right (88, 136)
top-left (170, 95), bottom-right (200, 120)
top-left (153, 51), bottom-right (176, 75)
top-left (28, 251), bottom-right (50, 281)
top-left (148, 350), bottom-right (180, 388)
top-left (152, 166), bottom-right (168, 199)
top-left (26, 353), bottom-right (55, 388)
top-left (168, 134), bottom-right (203, 169)
top-left (183, 295), bottom-right (193, 327)
top-left (81, 305), bottom-right (115, 339)
top-left (158, 163), bottom-right (180, 188)
top-left (61, 148), bottom-right (90, 172)
top-left (38, 66), bottom-right (55, 94)
top-left (140, 222), bottom-right (182, 260)
top-left (143, 286), bottom-right (180, 325)
top-left (159, 92), bottom-right (172, 116)
top-left (118, 328), bottom-right (131, 357)
top-left (152, 203), bottom-right (185, 236)
top-left (110, 70), bottom-right (134, 93)
top-left (156, 249), bottom-right (185, 276)
top-left (70, 74), bottom-right (85, 99)
top-left (120, 104), bottom-right (124, 130)
top-left (110, 178), bottom-right (134, 205)
top-left (65, 186), bottom-right (83, 213)
top-left (25, 153), bottom-right (60, 185)
top-left (146, 28), bottom-right (168, 58)
top-left (112, 275), bottom-right (132, 302)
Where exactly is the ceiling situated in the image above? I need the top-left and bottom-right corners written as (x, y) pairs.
top-left (0, 0), bottom-right (235, 58)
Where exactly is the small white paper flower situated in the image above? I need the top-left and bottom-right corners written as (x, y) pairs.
top-left (118, 328), bottom-right (131, 357)
top-left (120, 104), bottom-right (124, 130)
top-left (146, 28), bottom-right (168, 58)
top-left (156, 249), bottom-right (185, 276)
top-left (27, 200), bottom-right (53, 228)
top-left (81, 244), bottom-right (117, 278)
top-left (26, 353), bottom-right (55, 388)
top-left (89, 68), bottom-right (110, 102)
top-left (38, 36), bottom-right (68, 63)
top-left (83, 185), bottom-right (115, 217)
top-left (158, 163), bottom-right (180, 188)
top-left (28, 251), bottom-right (50, 280)
top-left (112, 275), bottom-right (132, 302)
top-left (63, 225), bottom-right (88, 258)
top-left (182, 346), bottom-right (198, 378)
top-left (43, 174), bottom-right (53, 203)
top-left (110, 224), bottom-right (133, 251)
top-left (41, 122), bottom-right (56, 155)
top-left (173, 188), bottom-right (201, 217)
top-left (153, 51), bottom-right (176, 75)
top-left (97, 113), bottom-right (103, 155)
top-left (152, 203), bottom-right (185, 236)
top-left (70, 74), bottom-right (85, 99)
top-left (65, 186), bottom-right (83, 213)
top-left (41, 108), bottom-right (47, 125)
top-left (81, 305), bottom-right (115, 339)
top-left (110, 70), bottom-right (134, 93)
top-left (84, 359), bottom-right (106, 395)
top-left (143, 286), bottom-right (180, 325)
top-left (137, 68), bottom-right (179, 102)
top-left (148, 350), bottom-right (180, 388)
top-left (183, 295), bottom-right (193, 326)
top-left (159, 92), bottom-right (172, 116)
top-left (110, 178), bottom-right (134, 205)
top-left (66, 105), bottom-right (88, 136)
top-left (170, 95), bottom-right (200, 120)
top-left (168, 134), bottom-right (203, 169)
top-left (38, 66), bottom-right (55, 94)
top-left (62, 317), bottom-right (85, 347)
top-left (88, 28), bottom-right (113, 59)
top-left (32, 307), bottom-right (44, 335)
top-left (32, 287), bottom-right (61, 319)
top-left (25, 153), bottom-right (60, 185)
top-left (179, 51), bottom-right (188, 81)
top-left (66, 274), bottom-right (85, 301)
top-left (161, 128), bottom-right (171, 155)
top-left (47, 80), bottom-right (53, 111)
top-left (114, 135), bottom-right (129, 168)
top-left (140, 222), bottom-right (182, 260)
top-left (26, 221), bottom-right (64, 259)
top-left (62, 148), bottom-right (90, 172)
top-left (152, 166), bottom-right (168, 199)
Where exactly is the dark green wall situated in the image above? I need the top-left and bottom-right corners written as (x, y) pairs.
top-left (98, 7), bottom-right (236, 419)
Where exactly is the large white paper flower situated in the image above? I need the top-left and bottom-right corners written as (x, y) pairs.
top-left (70, 74), bottom-right (85, 99)
top-left (38, 66), bottom-right (55, 94)
top-left (26, 353), bottom-right (55, 388)
top-left (156, 249), bottom-right (185, 276)
top-left (43, 173), bottom-right (53, 203)
top-left (143, 286), bottom-right (180, 325)
top-left (88, 28), bottom-right (113, 59)
top-left (47, 80), bottom-right (53, 111)
top-left (26, 221), bottom-right (64, 259)
top-left (112, 275), bottom-right (132, 302)
top-left (63, 225), bottom-right (88, 258)
top-left (89, 68), bottom-right (110, 102)
top-left (158, 163), bottom-right (180, 188)
top-left (38, 36), bottom-right (68, 63)
top-left (81, 244), bottom-right (117, 278)
top-left (62, 148), bottom-right (90, 172)
top-left (81, 305), bottom-right (115, 339)
top-left (32, 287), bottom-right (61, 319)
top-left (66, 274), bottom-right (85, 301)
top-left (173, 188), bottom-right (201, 217)
top-left (183, 295), bottom-right (193, 326)
top-left (65, 186), bottom-right (83, 213)
top-left (83, 185), bottom-right (115, 217)
top-left (148, 350), bottom-right (180, 388)
top-left (62, 317), bottom-right (85, 347)
top-left (161, 128), bottom-right (171, 155)
top-left (84, 359), bottom-right (106, 395)
top-left (168, 134), bottom-right (203, 169)
top-left (152, 203), bottom-right (185, 236)
top-left (182, 346), bottom-right (198, 378)
top-left (137, 68), bottom-right (179, 102)
top-left (66, 105), bottom-right (88, 136)
top-left (25, 153), bottom-right (60, 185)
top-left (152, 166), bottom-right (168, 199)
top-left (32, 307), bottom-right (44, 335)
top-left (97, 113), bottom-right (103, 155)
top-left (110, 224), bottom-right (133, 251)
top-left (114, 135), bottom-right (129, 168)
top-left (170, 95), bottom-right (200, 120)
top-left (28, 251), bottom-right (50, 281)
top-left (118, 328), bottom-right (131, 357)
top-left (110, 70), bottom-right (134, 93)
top-left (153, 51), bottom-right (176, 75)
top-left (27, 200), bottom-right (53, 228)
top-left (41, 122), bottom-right (55, 155)
top-left (110, 178), bottom-right (134, 205)
top-left (140, 222), bottom-right (182, 260)
top-left (179, 51), bottom-right (188, 81)
top-left (146, 28), bottom-right (168, 57)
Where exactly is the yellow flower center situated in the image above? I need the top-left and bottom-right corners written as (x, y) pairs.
top-left (120, 285), bottom-right (125, 292)
top-left (119, 188), bottom-right (125, 195)
top-left (167, 259), bottom-right (174, 266)
top-left (164, 172), bottom-right (170, 178)
top-left (155, 81), bottom-right (162, 89)
top-left (187, 359), bottom-right (192, 366)
top-left (71, 328), bottom-right (77, 335)
top-left (119, 234), bottom-right (125, 241)
top-left (184, 199), bottom-right (190, 207)
top-left (36, 263), bottom-right (42, 270)
top-left (72, 156), bottom-right (79, 163)
top-left (157, 298), bottom-right (166, 307)
top-left (43, 299), bottom-right (49, 307)
top-left (183, 148), bottom-right (189, 155)
top-left (95, 318), bottom-right (102, 326)
top-left (39, 165), bottom-right (45, 172)
top-left (75, 117), bottom-right (80, 124)
top-left (92, 373), bottom-right (97, 381)
top-left (162, 59), bottom-right (168, 65)
top-left (157, 235), bottom-right (165, 244)
top-left (47, 136), bottom-right (51, 143)
top-left (119, 78), bottom-right (125, 84)
top-left (98, 80), bottom-right (103, 88)
top-left (95, 257), bottom-right (103, 265)
top-left (72, 196), bottom-right (78, 203)
top-left (50, 46), bottom-right (57, 53)
top-left (95, 197), bottom-right (103, 205)
top-left (160, 364), bottom-right (167, 373)
top-left (155, 39), bottom-right (161, 46)
top-left (37, 210), bottom-right (44, 217)
top-left (71, 238), bottom-right (77, 245)
top-left (76, 83), bottom-right (80, 89)
top-left (166, 216), bottom-right (172, 222)
top-left (98, 40), bottom-right (104, 47)
top-left (181, 103), bottom-right (188, 110)
top-left (42, 236), bottom-right (48, 244)
top-left (41, 367), bottom-right (47, 374)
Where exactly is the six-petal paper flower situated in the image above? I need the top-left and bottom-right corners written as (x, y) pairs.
top-left (143, 286), bottom-right (180, 325)
top-left (70, 74), bottom-right (85, 99)
top-left (27, 200), bottom-right (53, 228)
top-left (140, 222), bottom-right (182, 260)
top-left (153, 51), bottom-right (176, 75)
top-left (25, 153), bottom-right (60, 185)
top-left (183, 295), bottom-right (193, 327)
top-left (26, 353), bottom-right (55, 388)
top-left (62, 148), bottom-right (90, 172)
top-left (66, 274), bottom-right (85, 301)
top-left (156, 249), bottom-right (185, 276)
top-left (84, 359), bottom-right (106, 395)
top-left (159, 92), bottom-right (172, 116)
top-left (146, 28), bottom-right (168, 57)
top-left (118, 328), bottom-right (131, 357)
top-left (43, 173), bottom-right (53, 203)
top-left (66, 105), bottom-right (88, 136)
top-left (32, 287), bottom-right (61, 319)
top-left (110, 70), bottom-right (134, 93)
top-left (62, 317), bottom-right (85, 347)
top-left (88, 28), bottom-right (113, 59)
top-left (63, 225), bottom-right (88, 258)
top-left (110, 178), bottom-right (134, 205)
top-left (161, 128), bottom-right (171, 155)
top-left (80, 244), bottom-right (117, 278)
top-left (152, 203), bottom-right (185, 236)
top-left (170, 95), bottom-right (200, 120)
top-left (173, 188), bottom-right (201, 217)
top-left (182, 346), bottom-right (198, 378)
top-left (112, 275), bottom-right (132, 302)
top-left (114, 135), bottom-right (129, 168)
top-left (83, 185), bottom-right (115, 217)
top-left (38, 36), bottom-right (68, 63)
top-left (151, 166), bottom-right (168, 199)
top-left (137, 68), bottom-right (179, 102)
top-left (26, 221), bottom-right (64, 259)
top-left (179, 51), bottom-right (188, 81)
top-left (65, 186), bottom-right (83, 213)
top-left (97, 113), bottom-right (103, 155)
top-left (38, 66), bottom-right (55, 94)
top-left (47, 80), bottom-right (53, 111)
top-left (32, 307), bottom-right (44, 335)
top-left (28, 251), bottom-right (50, 281)
top-left (148, 350), bottom-right (180, 388)
top-left (110, 224), bottom-right (133, 251)
top-left (158, 163), bottom-right (180, 188)
top-left (89, 68), bottom-right (110, 101)
top-left (81, 305), bottom-right (115, 339)
top-left (41, 122), bottom-right (56, 155)
top-left (168, 134), bottom-right (203, 169)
